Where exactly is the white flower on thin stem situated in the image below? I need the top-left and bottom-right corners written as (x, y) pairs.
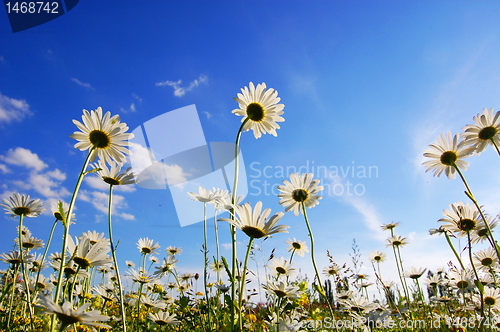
top-left (232, 82), bottom-right (285, 139)
top-left (1, 193), bottom-right (44, 218)
top-left (267, 257), bottom-right (296, 278)
top-left (40, 296), bottom-right (110, 329)
top-left (369, 251), bottom-right (386, 263)
top-left (462, 108), bottom-right (500, 155)
top-left (187, 186), bottom-right (219, 203)
top-left (277, 173), bottom-right (323, 216)
top-left (422, 132), bottom-right (474, 179)
top-left (438, 201), bottom-right (481, 237)
top-left (219, 201), bottom-right (288, 239)
top-left (285, 238), bottom-right (309, 257)
top-left (262, 280), bottom-right (301, 299)
top-left (403, 267), bottom-right (427, 279)
top-left (149, 311), bottom-right (180, 325)
top-left (93, 160), bottom-right (136, 186)
top-left (137, 238), bottom-right (160, 255)
top-left (70, 107), bottom-right (134, 165)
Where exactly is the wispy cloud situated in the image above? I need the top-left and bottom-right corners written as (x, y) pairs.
top-left (71, 78), bottom-right (95, 90)
top-left (203, 111), bottom-right (212, 119)
top-left (0, 92), bottom-right (32, 124)
top-left (132, 93), bottom-right (142, 102)
top-left (156, 75), bottom-right (208, 97)
top-left (120, 102), bottom-right (136, 113)
top-left (329, 177), bottom-right (385, 240)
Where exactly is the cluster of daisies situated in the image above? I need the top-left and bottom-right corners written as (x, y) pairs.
top-left (3, 80), bottom-right (500, 332)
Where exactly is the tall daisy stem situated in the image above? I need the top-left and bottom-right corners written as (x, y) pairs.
top-left (444, 230), bottom-right (465, 270)
top-left (455, 166), bottom-right (500, 262)
top-left (107, 184), bottom-right (127, 332)
top-left (18, 214), bottom-right (35, 332)
top-left (230, 118), bottom-right (249, 332)
top-left (51, 148), bottom-right (93, 332)
top-left (203, 202), bottom-right (211, 330)
top-left (239, 237), bottom-right (254, 331)
top-left (301, 202), bottom-right (334, 318)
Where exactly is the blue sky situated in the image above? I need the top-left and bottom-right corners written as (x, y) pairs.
top-left (2, 1), bottom-right (500, 287)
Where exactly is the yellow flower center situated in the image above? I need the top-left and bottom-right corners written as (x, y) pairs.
top-left (274, 290), bottom-right (287, 298)
top-left (485, 296), bottom-right (497, 306)
top-left (246, 103), bottom-right (265, 122)
top-left (14, 207), bottom-right (30, 216)
top-left (22, 242), bottom-right (35, 249)
top-left (292, 242), bottom-right (302, 250)
top-left (478, 126), bottom-right (498, 141)
top-left (276, 267), bottom-right (286, 274)
top-left (141, 247), bottom-right (152, 254)
top-left (56, 313), bottom-right (81, 326)
top-left (440, 151), bottom-right (457, 166)
top-left (89, 129), bottom-right (111, 148)
top-left (292, 189), bottom-right (308, 202)
top-left (456, 280), bottom-right (469, 289)
top-left (242, 226), bottom-right (266, 239)
top-left (73, 256), bottom-right (91, 269)
top-left (457, 218), bottom-right (476, 232)
top-left (481, 257), bottom-right (493, 266)
top-left (104, 177), bottom-right (121, 186)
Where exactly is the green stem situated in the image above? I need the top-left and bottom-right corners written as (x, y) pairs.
top-left (468, 231), bottom-right (485, 331)
top-left (108, 185), bottom-right (127, 332)
top-left (444, 230), bottom-right (466, 270)
top-left (33, 219), bottom-right (58, 301)
top-left (454, 165), bottom-right (500, 263)
top-left (301, 201), bottom-right (334, 318)
top-left (238, 237), bottom-right (254, 331)
top-left (214, 209), bottom-right (221, 283)
top-left (230, 118), bottom-right (249, 332)
top-left (51, 148), bottom-right (93, 332)
top-left (203, 202), bottom-right (211, 330)
top-left (6, 264), bottom-right (20, 329)
top-left (490, 138), bottom-right (500, 156)
top-left (18, 214), bottom-right (35, 332)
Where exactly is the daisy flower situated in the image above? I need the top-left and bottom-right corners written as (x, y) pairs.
top-left (262, 280), bottom-right (301, 299)
top-left (385, 235), bottom-right (409, 247)
top-left (49, 201), bottom-right (74, 223)
top-left (93, 160), bottom-right (136, 186)
top-left (165, 246), bottom-right (182, 256)
top-left (447, 268), bottom-right (475, 293)
top-left (17, 234), bottom-right (44, 250)
top-left (0, 250), bottom-right (34, 265)
top-left (473, 247), bottom-right (499, 272)
top-left (422, 132), bottom-right (474, 179)
top-left (462, 108), bottom-right (500, 155)
top-left (188, 186), bottom-right (219, 203)
top-left (369, 251), bottom-right (386, 263)
top-left (149, 311), bottom-right (180, 325)
top-left (285, 238), bottom-right (309, 257)
top-left (403, 267), bottom-right (427, 279)
top-left (137, 237), bottom-right (160, 255)
top-left (70, 107), bottom-right (134, 165)
top-left (277, 173), bottom-right (324, 216)
top-left (40, 296), bottom-right (110, 329)
top-left (438, 202), bottom-right (481, 237)
top-left (219, 201), bottom-right (288, 239)
top-left (474, 286), bottom-right (500, 311)
top-left (323, 263), bottom-right (342, 277)
top-left (67, 237), bottom-right (111, 269)
top-left (267, 257), bottom-right (296, 277)
top-left (470, 215), bottom-right (498, 244)
top-left (232, 82), bottom-right (285, 139)
top-left (127, 268), bottom-right (157, 285)
top-left (380, 222), bottom-right (400, 231)
top-left (1, 193), bottom-right (44, 218)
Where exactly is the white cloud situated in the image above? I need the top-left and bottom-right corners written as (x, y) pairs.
top-left (0, 92), bottom-right (32, 124)
top-left (156, 75), bottom-right (208, 97)
top-left (0, 164), bottom-right (9, 173)
top-left (79, 189), bottom-right (135, 220)
top-left (28, 170), bottom-right (70, 198)
top-left (203, 111), bottom-right (212, 119)
top-left (0, 147), bottom-right (47, 171)
top-left (120, 102), bottom-right (136, 113)
top-left (71, 78), bottom-right (94, 90)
